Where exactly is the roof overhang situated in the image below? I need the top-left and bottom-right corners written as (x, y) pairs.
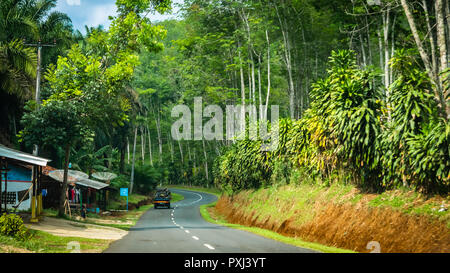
top-left (75, 178), bottom-right (109, 190)
top-left (0, 145), bottom-right (50, 167)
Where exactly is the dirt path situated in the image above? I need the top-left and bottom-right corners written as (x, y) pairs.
top-left (24, 216), bottom-right (128, 240)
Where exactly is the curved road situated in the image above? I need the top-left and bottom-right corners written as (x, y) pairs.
top-left (105, 189), bottom-right (315, 253)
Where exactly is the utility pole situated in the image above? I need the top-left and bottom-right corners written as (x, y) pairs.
top-left (24, 39), bottom-right (56, 155)
top-left (25, 39), bottom-right (56, 107)
top-left (24, 39), bottom-right (55, 222)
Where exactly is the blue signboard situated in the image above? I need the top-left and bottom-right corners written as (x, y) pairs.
top-left (120, 188), bottom-right (128, 197)
top-left (120, 188), bottom-right (129, 211)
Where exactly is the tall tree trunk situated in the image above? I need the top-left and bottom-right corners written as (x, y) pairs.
top-left (178, 140), bottom-right (184, 164)
top-left (401, 0), bottom-right (439, 97)
top-left (130, 126), bottom-right (138, 194)
top-left (202, 138), bottom-right (209, 186)
top-left (187, 141), bottom-right (192, 162)
top-left (446, 0), bottom-right (450, 62)
top-left (146, 125), bottom-right (153, 167)
top-left (126, 137), bottom-right (130, 164)
top-left (360, 32), bottom-right (367, 67)
top-left (435, 0), bottom-right (448, 74)
top-left (264, 29), bottom-right (271, 122)
top-left (365, 15), bottom-right (372, 66)
top-left (238, 41), bottom-right (246, 132)
top-left (275, 4), bottom-right (295, 119)
top-left (435, 0), bottom-right (449, 118)
top-left (377, 29), bottom-right (384, 87)
top-left (422, 0), bottom-right (438, 78)
top-left (257, 55), bottom-right (262, 121)
top-left (140, 126), bottom-right (145, 163)
top-left (169, 131), bottom-right (174, 163)
top-left (390, 15), bottom-right (396, 85)
top-left (383, 9), bottom-right (390, 89)
top-left (154, 107), bottom-right (163, 162)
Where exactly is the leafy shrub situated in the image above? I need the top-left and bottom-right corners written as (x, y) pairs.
top-left (380, 49), bottom-right (445, 192)
top-left (0, 213), bottom-right (30, 241)
top-left (133, 164), bottom-right (161, 194)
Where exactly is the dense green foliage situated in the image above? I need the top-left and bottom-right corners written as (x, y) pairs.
top-left (0, 0), bottom-right (76, 144)
top-left (214, 50), bottom-right (449, 194)
top-left (1, 0), bottom-right (449, 207)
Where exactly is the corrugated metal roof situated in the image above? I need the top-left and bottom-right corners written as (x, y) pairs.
top-left (0, 144), bottom-right (50, 166)
top-left (75, 178), bottom-right (109, 190)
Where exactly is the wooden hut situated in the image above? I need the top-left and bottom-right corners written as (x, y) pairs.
top-left (0, 144), bottom-right (50, 221)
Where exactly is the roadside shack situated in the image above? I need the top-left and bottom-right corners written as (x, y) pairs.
top-left (0, 144), bottom-right (50, 222)
top-left (40, 170), bottom-right (111, 214)
top-left (73, 178), bottom-right (110, 212)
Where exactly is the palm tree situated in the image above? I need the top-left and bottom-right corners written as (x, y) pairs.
top-left (0, 0), bottom-right (75, 144)
top-left (0, 40), bottom-right (36, 100)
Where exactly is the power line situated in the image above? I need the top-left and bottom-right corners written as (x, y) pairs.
top-left (24, 39), bottom-right (56, 156)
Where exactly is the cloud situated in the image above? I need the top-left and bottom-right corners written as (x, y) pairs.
top-left (66, 0), bottom-right (81, 6)
top-left (83, 4), bottom-right (117, 29)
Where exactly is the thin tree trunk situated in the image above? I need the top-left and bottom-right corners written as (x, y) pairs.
top-left (130, 126), bottom-right (137, 194)
top-left (178, 140), bottom-right (184, 164)
top-left (187, 141), bottom-right (192, 161)
top-left (155, 108), bottom-right (163, 162)
top-left (446, 0), bottom-right (450, 64)
top-left (366, 15), bottom-right (372, 66)
top-left (422, 0), bottom-right (438, 78)
top-left (264, 29), bottom-right (271, 121)
top-left (390, 15), bottom-right (396, 85)
top-left (360, 32), bottom-right (367, 67)
top-left (275, 4), bottom-right (295, 119)
top-left (202, 138), bottom-right (209, 186)
top-left (257, 54), bottom-right (262, 121)
top-left (238, 42), bottom-right (246, 132)
top-left (383, 9), bottom-right (390, 90)
top-left (377, 29), bottom-right (384, 87)
top-left (146, 125), bottom-right (153, 167)
top-left (140, 126), bottom-right (145, 163)
top-left (435, 0), bottom-right (448, 74)
top-left (126, 137), bottom-right (130, 164)
top-left (400, 0), bottom-right (436, 86)
top-left (435, 0), bottom-right (449, 118)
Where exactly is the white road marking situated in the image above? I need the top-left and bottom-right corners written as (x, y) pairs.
top-left (191, 192), bottom-right (203, 204)
top-left (192, 236), bottom-right (199, 240)
top-left (203, 244), bottom-right (215, 250)
top-left (185, 230), bottom-right (190, 234)
top-left (175, 190), bottom-right (203, 206)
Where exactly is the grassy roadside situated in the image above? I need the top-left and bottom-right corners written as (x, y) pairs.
top-left (168, 184), bottom-right (222, 197)
top-left (214, 183), bottom-right (450, 253)
top-left (0, 229), bottom-right (111, 253)
top-left (199, 201), bottom-right (354, 253)
top-left (170, 185), bottom-right (354, 253)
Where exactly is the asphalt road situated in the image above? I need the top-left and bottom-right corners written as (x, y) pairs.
top-left (105, 188), bottom-right (316, 253)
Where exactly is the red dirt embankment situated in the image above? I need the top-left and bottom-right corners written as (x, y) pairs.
top-left (214, 187), bottom-right (450, 253)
